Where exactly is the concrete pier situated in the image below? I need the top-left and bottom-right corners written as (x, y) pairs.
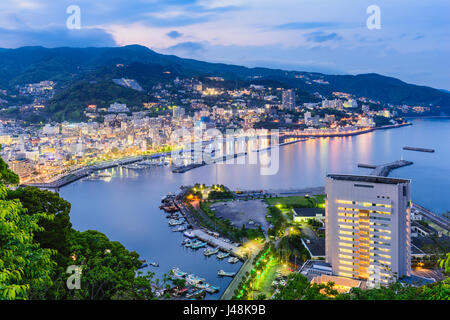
top-left (358, 160), bottom-right (413, 177)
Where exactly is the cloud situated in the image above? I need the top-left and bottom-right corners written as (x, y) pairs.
top-left (273, 21), bottom-right (339, 30)
top-left (0, 27), bottom-right (116, 48)
top-left (164, 41), bottom-right (205, 56)
top-left (305, 31), bottom-right (342, 43)
top-left (166, 30), bottom-right (183, 39)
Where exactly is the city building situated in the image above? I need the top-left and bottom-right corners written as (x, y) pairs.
top-left (282, 89), bottom-right (295, 110)
top-left (325, 174), bottom-right (411, 285)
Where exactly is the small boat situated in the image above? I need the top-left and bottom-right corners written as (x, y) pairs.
top-left (228, 257), bottom-right (239, 264)
top-left (186, 289), bottom-right (206, 299)
top-left (168, 219), bottom-right (183, 226)
top-left (204, 285), bottom-right (220, 293)
top-left (138, 263), bottom-right (148, 270)
top-left (170, 267), bottom-right (188, 279)
top-left (160, 204), bottom-right (179, 213)
top-left (190, 240), bottom-right (207, 249)
top-left (186, 274), bottom-right (206, 285)
top-left (217, 252), bottom-right (230, 259)
top-left (183, 231), bottom-right (196, 238)
top-left (182, 238), bottom-right (191, 245)
top-left (173, 226), bottom-right (187, 232)
top-left (149, 262), bottom-right (159, 267)
top-left (203, 248), bottom-right (219, 256)
top-left (218, 270), bottom-right (236, 277)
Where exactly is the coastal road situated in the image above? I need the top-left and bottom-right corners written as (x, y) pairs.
top-left (221, 254), bottom-right (256, 300)
top-left (413, 203), bottom-right (450, 231)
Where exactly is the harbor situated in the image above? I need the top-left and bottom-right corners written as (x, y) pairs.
top-left (56, 119), bottom-right (450, 300)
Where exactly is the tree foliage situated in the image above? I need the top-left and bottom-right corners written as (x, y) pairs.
top-left (0, 185), bottom-right (55, 300)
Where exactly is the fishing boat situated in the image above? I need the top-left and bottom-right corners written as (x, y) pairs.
top-left (168, 219), bottom-right (183, 226)
top-left (149, 262), bottom-right (159, 267)
top-left (172, 226), bottom-right (186, 232)
top-left (227, 257), bottom-right (239, 264)
top-left (186, 274), bottom-right (206, 286)
top-left (161, 193), bottom-right (176, 203)
top-left (190, 240), bottom-right (207, 249)
top-left (185, 289), bottom-right (206, 299)
top-left (203, 247), bottom-right (219, 256)
top-left (204, 285), bottom-right (220, 293)
top-left (218, 270), bottom-right (236, 277)
top-left (160, 204), bottom-right (179, 213)
top-left (183, 231), bottom-right (196, 238)
top-left (217, 252), bottom-right (230, 259)
top-left (170, 267), bottom-right (188, 279)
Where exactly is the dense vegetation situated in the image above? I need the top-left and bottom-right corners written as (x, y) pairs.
top-left (274, 272), bottom-right (450, 300)
top-left (0, 154), bottom-right (157, 300)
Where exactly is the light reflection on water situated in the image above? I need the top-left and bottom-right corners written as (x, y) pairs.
top-left (59, 118), bottom-right (449, 299)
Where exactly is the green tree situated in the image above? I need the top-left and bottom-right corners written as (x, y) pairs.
top-left (6, 187), bottom-right (72, 268)
top-left (0, 146), bottom-right (19, 185)
top-left (0, 185), bottom-right (55, 299)
top-left (61, 230), bottom-right (155, 300)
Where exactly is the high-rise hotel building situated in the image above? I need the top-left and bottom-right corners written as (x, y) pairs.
top-left (282, 89), bottom-right (296, 110)
top-left (325, 174), bottom-right (411, 284)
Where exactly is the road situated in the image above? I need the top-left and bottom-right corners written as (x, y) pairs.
top-left (413, 203), bottom-right (449, 232)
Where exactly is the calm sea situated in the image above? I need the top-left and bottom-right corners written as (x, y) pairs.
top-left (59, 118), bottom-right (450, 298)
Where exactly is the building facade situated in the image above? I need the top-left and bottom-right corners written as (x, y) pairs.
top-left (282, 89), bottom-right (295, 110)
top-left (325, 174), bottom-right (411, 285)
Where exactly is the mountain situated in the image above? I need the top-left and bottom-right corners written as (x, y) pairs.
top-left (0, 45), bottom-right (449, 119)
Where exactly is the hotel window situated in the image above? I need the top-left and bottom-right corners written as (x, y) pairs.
top-left (339, 260), bottom-right (353, 266)
top-left (339, 242), bottom-right (353, 248)
top-left (339, 248), bottom-right (353, 254)
top-left (339, 266), bottom-right (354, 272)
top-left (338, 254), bottom-right (352, 259)
top-left (339, 236), bottom-right (353, 242)
top-left (338, 272), bottom-right (353, 278)
top-left (339, 230), bottom-right (353, 235)
top-left (336, 200), bottom-right (353, 205)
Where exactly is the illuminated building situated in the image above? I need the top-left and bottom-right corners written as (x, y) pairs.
top-left (282, 89), bottom-right (295, 110)
top-left (325, 174), bottom-right (411, 285)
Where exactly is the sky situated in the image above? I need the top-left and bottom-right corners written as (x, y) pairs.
top-left (0, 0), bottom-right (449, 89)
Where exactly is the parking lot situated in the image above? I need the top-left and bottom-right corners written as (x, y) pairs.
top-left (210, 199), bottom-right (270, 231)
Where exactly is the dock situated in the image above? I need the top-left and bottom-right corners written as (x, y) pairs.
top-left (358, 160), bottom-right (413, 177)
top-left (403, 146), bottom-right (435, 153)
top-left (190, 229), bottom-right (243, 259)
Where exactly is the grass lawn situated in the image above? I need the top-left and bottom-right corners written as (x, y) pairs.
top-left (266, 195), bottom-right (325, 209)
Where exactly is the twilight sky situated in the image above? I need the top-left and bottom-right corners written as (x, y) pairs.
top-left (1, 0), bottom-right (449, 89)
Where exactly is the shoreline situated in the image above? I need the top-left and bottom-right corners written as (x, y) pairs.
top-left (22, 122), bottom-right (412, 189)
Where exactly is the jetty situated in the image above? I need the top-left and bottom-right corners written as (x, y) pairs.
top-left (403, 146), bottom-right (435, 153)
top-left (358, 160), bottom-right (413, 177)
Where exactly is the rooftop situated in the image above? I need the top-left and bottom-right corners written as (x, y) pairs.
top-left (327, 173), bottom-right (411, 185)
top-left (293, 207), bottom-right (325, 217)
top-left (302, 238), bottom-right (326, 258)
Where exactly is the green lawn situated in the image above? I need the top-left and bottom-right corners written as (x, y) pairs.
top-left (266, 195), bottom-right (324, 208)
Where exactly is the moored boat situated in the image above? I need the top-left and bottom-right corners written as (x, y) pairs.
top-left (172, 225), bottom-right (186, 232)
top-left (183, 231), bottom-right (196, 238)
top-left (218, 269), bottom-right (236, 277)
top-left (190, 240), bottom-right (206, 249)
top-left (228, 257), bottom-right (239, 264)
top-left (203, 247), bottom-right (219, 256)
top-left (217, 252), bottom-right (230, 259)
top-left (168, 219), bottom-right (183, 226)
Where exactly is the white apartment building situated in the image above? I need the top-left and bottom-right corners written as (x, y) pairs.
top-left (325, 174), bottom-right (411, 285)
